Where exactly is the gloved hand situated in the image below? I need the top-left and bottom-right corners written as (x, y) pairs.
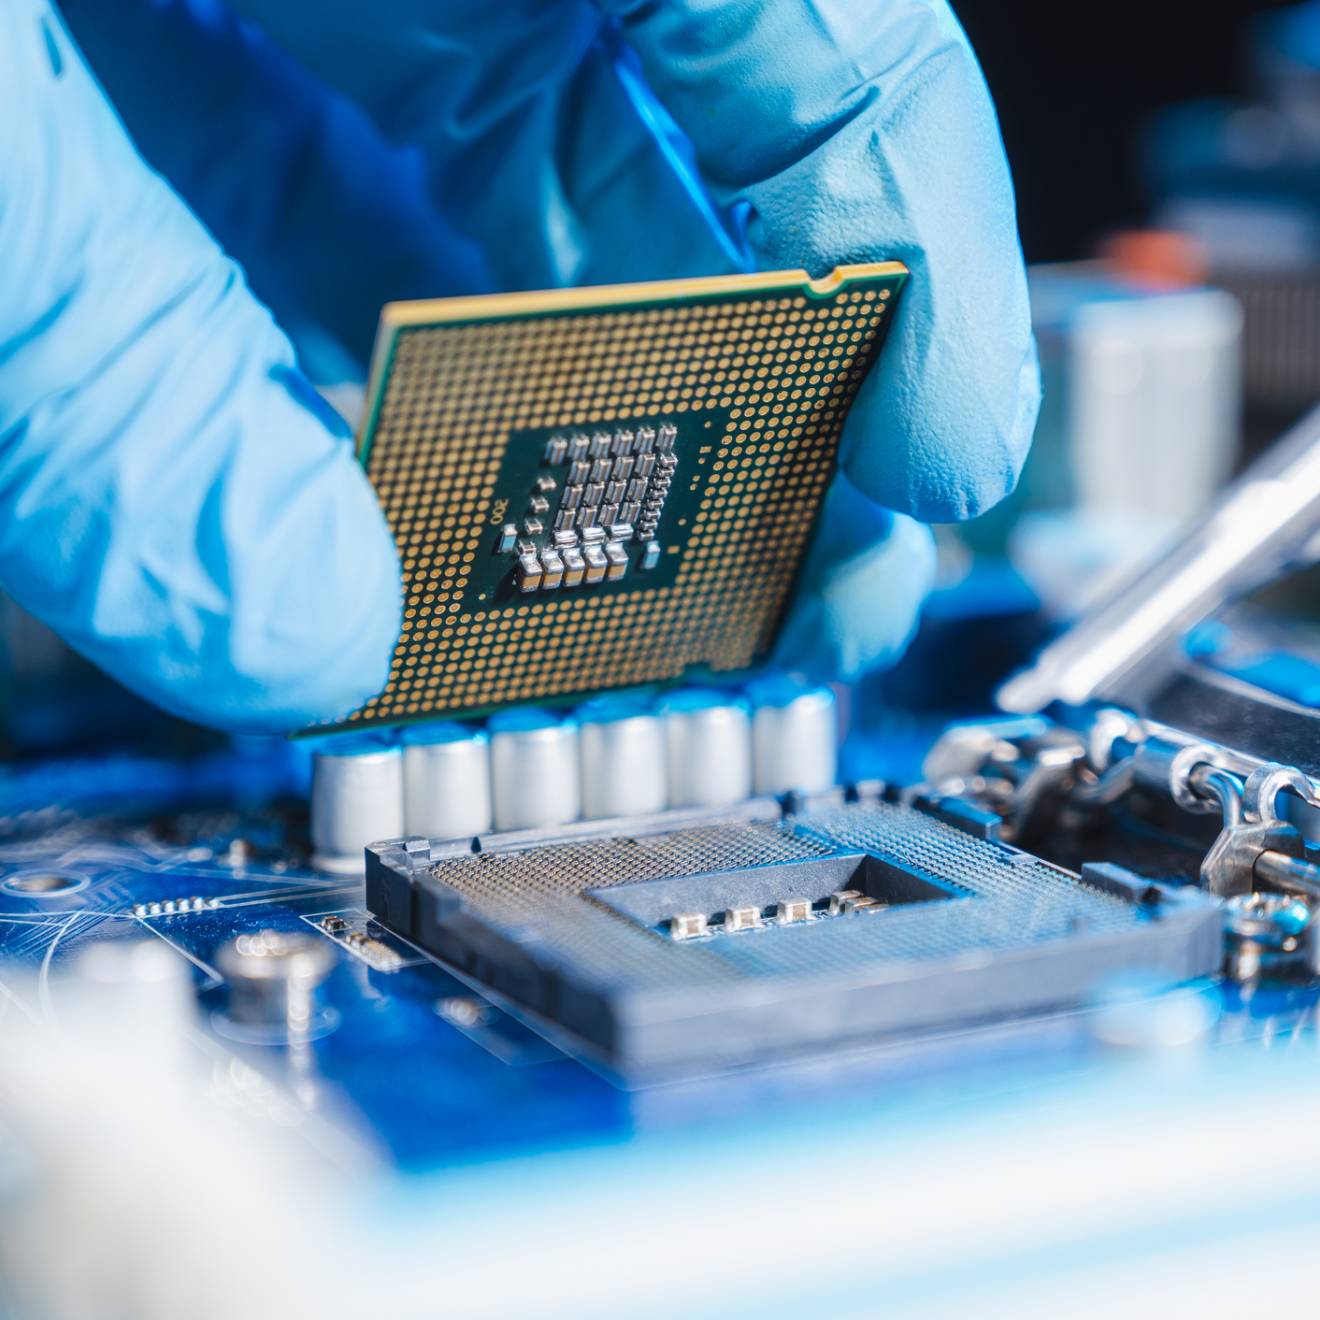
top-left (14, 1), bottom-right (1037, 730)
top-left (0, 0), bottom-right (402, 732)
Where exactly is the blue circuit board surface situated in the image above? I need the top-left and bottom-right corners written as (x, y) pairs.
top-left (1, 739), bottom-right (1315, 1176)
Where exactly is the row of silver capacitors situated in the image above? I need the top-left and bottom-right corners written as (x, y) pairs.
top-left (309, 678), bottom-right (839, 873)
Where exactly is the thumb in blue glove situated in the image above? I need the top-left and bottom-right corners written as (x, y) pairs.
top-left (599, 1), bottom-right (1039, 676)
top-left (0, 0), bottom-right (401, 732)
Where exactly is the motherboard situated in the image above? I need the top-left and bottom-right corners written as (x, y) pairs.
top-left (10, 255), bottom-right (1320, 1316)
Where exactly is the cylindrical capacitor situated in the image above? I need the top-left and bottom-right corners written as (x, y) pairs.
top-left (577, 695), bottom-right (668, 819)
top-left (660, 689), bottom-right (752, 808)
top-left (401, 722), bottom-right (493, 840)
top-left (216, 930), bottom-right (335, 1035)
top-left (488, 709), bottom-right (581, 832)
top-left (748, 676), bottom-right (838, 796)
top-left (310, 734), bottom-right (404, 874)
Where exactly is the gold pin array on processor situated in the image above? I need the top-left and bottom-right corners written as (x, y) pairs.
top-left (319, 262), bottom-right (909, 733)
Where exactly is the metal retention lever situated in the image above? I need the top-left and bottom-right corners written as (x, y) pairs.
top-left (998, 401), bottom-right (1320, 715)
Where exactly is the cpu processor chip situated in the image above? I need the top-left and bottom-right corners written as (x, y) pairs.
top-left (328, 262), bottom-right (908, 731)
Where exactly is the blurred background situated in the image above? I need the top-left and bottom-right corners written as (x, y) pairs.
top-left (962, 0), bottom-right (1295, 261)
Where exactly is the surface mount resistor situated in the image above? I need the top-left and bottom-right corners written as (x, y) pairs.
top-left (669, 913), bottom-right (708, 941)
top-left (561, 546), bottom-right (586, 587)
top-left (583, 544), bottom-right (608, 584)
top-left (776, 899), bottom-right (813, 925)
top-left (539, 547), bottom-right (565, 589)
top-left (724, 906), bottom-right (761, 933)
top-left (847, 895), bottom-right (883, 914)
top-left (604, 541), bottom-right (628, 581)
top-left (516, 551), bottom-right (543, 592)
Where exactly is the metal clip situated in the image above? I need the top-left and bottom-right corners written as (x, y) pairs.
top-left (1243, 763), bottom-right (1320, 825)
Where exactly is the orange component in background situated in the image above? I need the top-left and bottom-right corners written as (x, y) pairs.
top-left (1100, 228), bottom-right (1211, 289)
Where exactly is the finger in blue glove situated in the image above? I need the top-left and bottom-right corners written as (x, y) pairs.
top-left (0, 0), bottom-right (400, 732)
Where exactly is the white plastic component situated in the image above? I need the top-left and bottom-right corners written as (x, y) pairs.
top-left (1029, 269), bottom-right (1241, 524)
top-left (310, 735), bottom-right (404, 874)
top-left (74, 940), bottom-right (195, 1072)
top-left (489, 709), bottom-right (581, 831)
top-left (401, 723), bottom-right (493, 840)
top-left (749, 677), bottom-right (838, 796)
top-left (660, 690), bottom-right (752, 808)
top-left (577, 697), bottom-right (667, 819)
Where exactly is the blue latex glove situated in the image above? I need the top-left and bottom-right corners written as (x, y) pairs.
top-left (0, 0), bottom-right (401, 732)
top-left (34, 1), bottom-right (1037, 721)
